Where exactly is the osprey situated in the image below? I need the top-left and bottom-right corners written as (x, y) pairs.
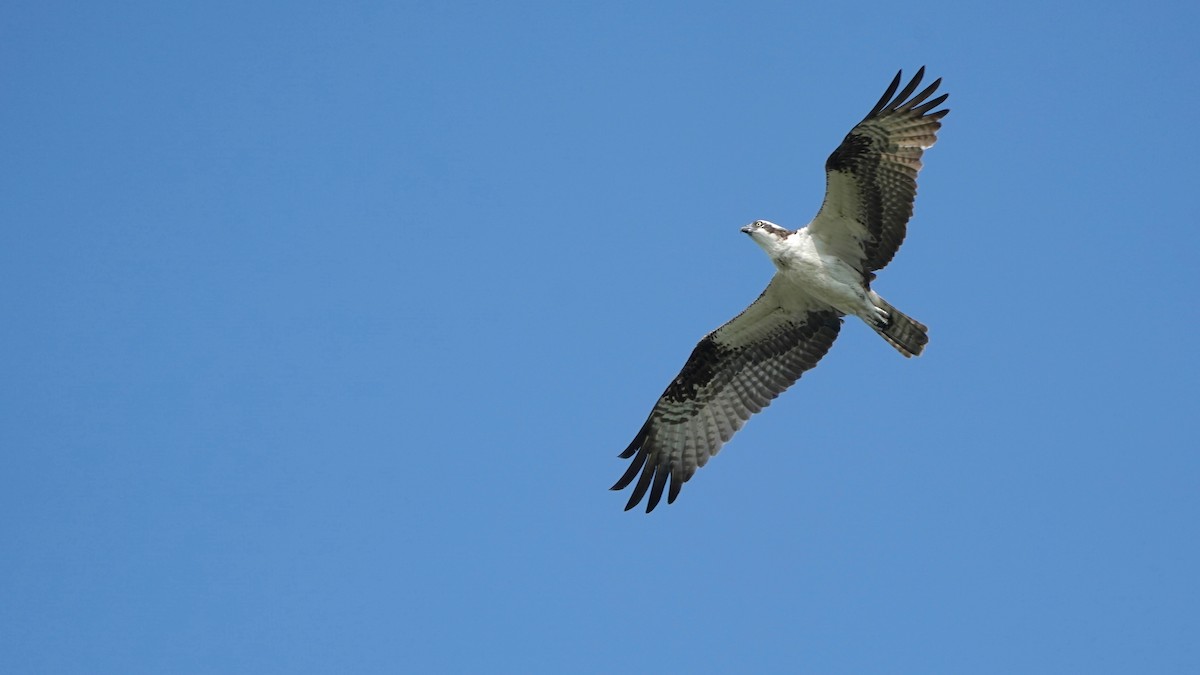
top-left (613, 68), bottom-right (949, 512)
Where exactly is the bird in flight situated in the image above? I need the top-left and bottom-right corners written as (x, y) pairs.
top-left (612, 68), bottom-right (949, 512)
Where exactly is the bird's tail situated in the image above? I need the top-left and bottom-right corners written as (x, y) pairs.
top-left (870, 294), bottom-right (928, 358)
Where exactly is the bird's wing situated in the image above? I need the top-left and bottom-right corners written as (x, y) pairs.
top-left (612, 276), bottom-right (843, 512)
top-left (808, 67), bottom-right (949, 274)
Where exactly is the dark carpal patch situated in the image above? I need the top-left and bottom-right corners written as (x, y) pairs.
top-left (664, 336), bottom-right (726, 403)
top-left (825, 133), bottom-right (873, 173)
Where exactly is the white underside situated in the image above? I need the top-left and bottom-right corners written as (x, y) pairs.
top-left (754, 227), bottom-right (885, 325)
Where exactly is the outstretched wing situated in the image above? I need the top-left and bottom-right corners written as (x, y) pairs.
top-left (809, 67), bottom-right (949, 274)
top-left (612, 277), bottom-right (843, 512)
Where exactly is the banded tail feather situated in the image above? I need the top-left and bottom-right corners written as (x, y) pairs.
top-left (871, 294), bottom-right (928, 357)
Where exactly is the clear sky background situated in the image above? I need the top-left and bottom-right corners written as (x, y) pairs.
top-left (3, 1), bottom-right (1198, 673)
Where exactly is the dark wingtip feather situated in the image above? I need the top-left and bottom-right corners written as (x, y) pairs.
top-left (899, 78), bottom-right (942, 112)
top-left (625, 459), bottom-right (656, 511)
top-left (866, 67), bottom-right (940, 121)
top-left (645, 463), bottom-right (670, 512)
top-left (611, 446), bottom-right (648, 491)
top-left (888, 68), bottom-right (925, 111)
top-left (617, 423), bottom-right (649, 459)
top-left (865, 69), bottom-right (903, 118)
top-left (912, 92), bottom-right (949, 115)
top-left (668, 469), bottom-right (683, 504)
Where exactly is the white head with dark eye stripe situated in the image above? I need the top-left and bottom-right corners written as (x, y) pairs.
top-left (740, 220), bottom-right (789, 237)
top-left (740, 220), bottom-right (791, 243)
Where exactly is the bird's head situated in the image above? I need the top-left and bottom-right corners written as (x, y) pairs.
top-left (740, 220), bottom-right (790, 243)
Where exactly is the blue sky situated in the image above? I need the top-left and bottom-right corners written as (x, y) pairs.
top-left (3, 1), bottom-right (1198, 672)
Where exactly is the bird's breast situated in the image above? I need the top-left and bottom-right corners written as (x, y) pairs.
top-left (773, 238), bottom-right (868, 313)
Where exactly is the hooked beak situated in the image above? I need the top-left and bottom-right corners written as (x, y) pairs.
top-left (740, 225), bottom-right (754, 234)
